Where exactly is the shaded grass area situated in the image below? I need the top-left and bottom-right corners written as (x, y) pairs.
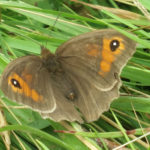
top-left (0, 0), bottom-right (150, 149)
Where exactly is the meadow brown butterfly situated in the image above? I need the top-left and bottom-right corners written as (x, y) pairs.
top-left (0, 29), bottom-right (136, 123)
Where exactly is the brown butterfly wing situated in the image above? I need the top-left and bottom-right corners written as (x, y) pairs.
top-left (41, 72), bottom-right (120, 123)
top-left (0, 56), bottom-right (56, 113)
top-left (56, 29), bottom-right (136, 91)
top-left (40, 70), bottom-right (83, 123)
top-left (53, 29), bottom-right (136, 122)
top-left (40, 89), bottom-right (83, 123)
top-left (68, 74), bottom-right (120, 122)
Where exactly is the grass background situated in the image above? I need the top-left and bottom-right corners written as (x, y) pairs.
top-left (0, 0), bottom-right (150, 149)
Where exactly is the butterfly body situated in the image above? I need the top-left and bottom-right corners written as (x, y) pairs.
top-left (0, 29), bottom-right (136, 123)
top-left (41, 49), bottom-right (78, 102)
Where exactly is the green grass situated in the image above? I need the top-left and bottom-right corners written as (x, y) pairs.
top-left (0, 0), bottom-right (150, 149)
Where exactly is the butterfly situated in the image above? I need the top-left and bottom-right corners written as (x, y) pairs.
top-left (0, 29), bottom-right (136, 123)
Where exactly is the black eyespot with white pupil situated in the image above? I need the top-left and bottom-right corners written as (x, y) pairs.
top-left (110, 40), bottom-right (120, 51)
top-left (11, 78), bottom-right (21, 89)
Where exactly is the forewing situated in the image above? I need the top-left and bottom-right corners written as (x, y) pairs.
top-left (56, 29), bottom-right (136, 91)
top-left (0, 56), bottom-right (56, 113)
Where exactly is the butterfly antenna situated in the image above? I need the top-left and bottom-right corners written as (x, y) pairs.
top-left (50, 0), bottom-right (62, 31)
top-left (42, 1), bottom-right (62, 53)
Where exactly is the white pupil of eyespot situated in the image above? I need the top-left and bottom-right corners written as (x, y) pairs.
top-left (13, 80), bottom-right (17, 85)
top-left (113, 42), bottom-right (117, 46)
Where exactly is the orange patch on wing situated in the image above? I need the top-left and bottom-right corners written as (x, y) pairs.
top-left (8, 73), bottom-right (42, 102)
top-left (99, 37), bottom-right (125, 76)
top-left (100, 61), bottom-right (111, 73)
top-left (102, 50), bottom-right (115, 63)
top-left (88, 49), bottom-right (99, 57)
top-left (87, 44), bottom-right (100, 57)
top-left (32, 89), bottom-right (42, 102)
top-left (21, 71), bottom-right (33, 83)
top-left (24, 74), bottom-right (32, 83)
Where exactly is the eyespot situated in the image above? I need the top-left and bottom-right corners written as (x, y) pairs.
top-left (110, 40), bottom-right (120, 51)
top-left (11, 78), bottom-right (21, 89)
top-left (66, 91), bottom-right (76, 101)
